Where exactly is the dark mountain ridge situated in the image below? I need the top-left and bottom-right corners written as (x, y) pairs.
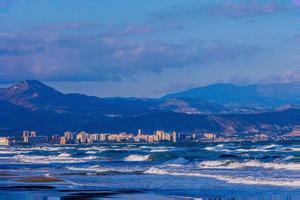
top-left (163, 82), bottom-right (300, 108)
top-left (0, 80), bottom-right (298, 136)
top-left (0, 80), bottom-right (228, 116)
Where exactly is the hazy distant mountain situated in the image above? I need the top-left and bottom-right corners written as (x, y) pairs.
top-left (0, 80), bottom-right (227, 116)
top-left (163, 82), bottom-right (300, 108)
top-left (0, 80), bottom-right (299, 136)
top-left (157, 97), bottom-right (228, 114)
top-left (0, 80), bottom-right (156, 115)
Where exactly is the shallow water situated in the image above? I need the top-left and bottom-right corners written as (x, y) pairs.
top-left (0, 141), bottom-right (299, 199)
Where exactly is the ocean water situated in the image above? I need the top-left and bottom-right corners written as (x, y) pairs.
top-left (0, 141), bottom-right (299, 199)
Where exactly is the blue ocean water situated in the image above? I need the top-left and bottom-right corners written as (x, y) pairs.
top-left (0, 141), bottom-right (299, 199)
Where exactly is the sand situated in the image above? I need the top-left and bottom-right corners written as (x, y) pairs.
top-left (16, 176), bottom-right (64, 183)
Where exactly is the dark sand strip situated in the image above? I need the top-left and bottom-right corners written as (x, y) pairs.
top-left (16, 176), bottom-right (64, 183)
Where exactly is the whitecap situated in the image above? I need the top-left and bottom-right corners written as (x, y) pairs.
top-left (262, 144), bottom-right (281, 149)
top-left (0, 150), bottom-right (32, 154)
top-left (198, 160), bottom-right (300, 171)
top-left (57, 152), bottom-right (72, 157)
top-left (67, 165), bottom-right (108, 172)
top-left (25, 146), bottom-right (75, 151)
top-left (149, 149), bottom-right (169, 152)
top-left (78, 146), bottom-right (109, 152)
top-left (144, 167), bottom-right (300, 187)
top-left (144, 167), bottom-right (169, 175)
top-left (86, 151), bottom-right (97, 154)
top-left (283, 147), bottom-right (300, 152)
top-left (12, 154), bottom-right (98, 164)
top-left (124, 154), bottom-right (150, 161)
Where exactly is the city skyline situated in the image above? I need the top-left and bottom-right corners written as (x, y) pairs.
top-left (1, 125), bottom-right (298, 146)
top-left (1, 0), bottom-right (300, 97)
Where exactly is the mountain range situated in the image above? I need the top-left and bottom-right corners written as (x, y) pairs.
top-left (164, 82), bottom-right (300, 108)
top-left (0, 80), bottom-right (299, 136)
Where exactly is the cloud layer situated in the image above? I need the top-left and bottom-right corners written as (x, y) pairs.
top-left (151, 0), bottom-right (300, 20)
top-left (0, 27), bottom-right (257, 82)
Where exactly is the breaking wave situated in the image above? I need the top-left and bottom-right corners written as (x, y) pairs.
top-left (77, 146), bottom-right (109, 152)
top-left (204, 144), bottom-right (300, 153)
top-left (198, 160), bottom-right (300, 171)
top-left (124, 154), bottom-right (150, 161)
top-left (144, 167), bottom-right (300, 187)
top-left (0, 149), bottom-right (32, 154)
top-left (12, 153), bottom-right (98, 164)
top-left (67, 165), bottom-right (145, 174)
top-left (67, 165), bottom-right (109, 172)
top-left (86, 151), bottom-right (97, 154)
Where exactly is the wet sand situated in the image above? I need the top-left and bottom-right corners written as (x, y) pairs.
top-left (16, 176), bottom-right (64, 183)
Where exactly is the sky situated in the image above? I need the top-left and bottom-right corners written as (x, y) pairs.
top-left (1, 0), bottom-right (300, 97)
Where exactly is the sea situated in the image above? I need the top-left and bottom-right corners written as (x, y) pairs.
top-left (0, 141), bottom-right (299, 199)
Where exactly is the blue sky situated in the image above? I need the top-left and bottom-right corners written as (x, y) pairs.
top-left (1, 0), bottom-right (300, 97)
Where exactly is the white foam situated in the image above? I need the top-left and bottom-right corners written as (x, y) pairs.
top-left (67, 165), bottom-right (109, 172)
top-left (57, 152), bottom-right (72, 157)
top-left (144, 167), bottom-right (300, 187)
top-left (139, 146), bottom-right (178, 152)
top-left (262, 144), bottom-right (280, 149)
top-left (0, 150), bottom-right (32, 154)
top-left (204, 146), bottom-right (215, 151)
top-left (198, 160), bottom-right (300, 171)
top-left (205, 144), bottom-right (284, 153)
top-left (283, 147), bottom-right (300, 152)
top-left (150, 149), bottom-right (169, 152)
top-left (144, 167), bottom-right (170, 175)
top-left (12, 154), bottom-right (98, 164)
top-left (86, 151), bottom-right (97, 154)
top-left (124, 154), bottom-right (150, 161)
top-left (78, 146), bottom-right (109, 152)
top-left (204, 146), bottom-right (231, 152)
top-left (24, 146), bottom-right (76, 151)
top-left (139, 146), bottom-right (158, 149)
top-left (198, 160), bottom-right (237, 169)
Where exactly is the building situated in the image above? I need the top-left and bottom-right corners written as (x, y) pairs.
top-left (164, 133), bottom-right (171, 141)
top-left (22, 130), bottom-right (49, 144)
top-left (192, 133), bottom-right (196, 141)
top-left (51, 135), bottom-right (61, 144)
top-left (155, 130), bottom-right (165, 140)
top-left (23, 131), bottom-right (30, 143)
top-left (60, 136), bottom-right (67, 145)
top-left (147, 135), bottom-right (154, 143)
top-left (76, 131), bottom-right (88, 143)
top-left (172, 131), bottom-right (177, 143)
top-left (30, 131), bottom-right (37, 137)
top-left (90, 134), bottom-right (100, 142)
top-left (64, 131), bottom-right (74, 141)
top-left (203, 133), bottom-right (216, 140)
top-left (0, 137), bottom-right (10, 146)
top-left (99, 134), bottom-right (108, 142)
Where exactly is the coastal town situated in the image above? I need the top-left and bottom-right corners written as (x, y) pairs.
top-left (0, 126), bottom-right (299, 146)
